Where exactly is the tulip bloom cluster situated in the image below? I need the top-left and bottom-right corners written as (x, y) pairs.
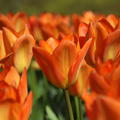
top-left (0, 11), bottom-right (120, 120)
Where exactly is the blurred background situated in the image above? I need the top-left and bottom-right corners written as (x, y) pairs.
top-left (0, 0), bottom-right (120, 15)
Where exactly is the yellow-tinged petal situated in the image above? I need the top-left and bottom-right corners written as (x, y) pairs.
top-left (69, 62), bottom-right (93, 97)
top-left (53, 40), bottom-right (77, 85)
top-left (13, 33), bottom-right (35, 72)
top-left (46, 37), bottom-right (59, 51)
top-left (12, 12), bottom-right (28, 33)
top-left (0, 102), bottom-right (10, 120)
top-left (104, 29), bottom-right (120, 61)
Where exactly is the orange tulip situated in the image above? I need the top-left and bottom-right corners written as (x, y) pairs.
top-left (0, 25), bottom-right (35, 72)
top-left (86, 95), bottom-right (120, 120)
top-left (33, 35), bottom-right (92, 89)
top-left (86, 16), bottom-right (120, 65)
top-left (88, 58), bottom-right (120, 98)
top-left (0, 66), bottom-right (33, 120)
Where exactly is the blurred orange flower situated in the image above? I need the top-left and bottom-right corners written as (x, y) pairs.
top-left (0, 25), bottom-right (35, 72)
top-left (0, 67), bottom-right (33, 120)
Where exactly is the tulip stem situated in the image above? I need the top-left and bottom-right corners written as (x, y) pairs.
top-left (79, 99), bottom-right (83, 120)
top-left (74, 97), bottom-right (80, 120)
top-left (64, 90), bottom-right (74, 120)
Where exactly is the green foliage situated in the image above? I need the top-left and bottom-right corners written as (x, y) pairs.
top-left (0, 0), bottom-right (120, 15)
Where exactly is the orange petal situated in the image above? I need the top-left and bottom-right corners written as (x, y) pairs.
top-left (108, 65), bottom-right (120, 98)
top-left (13, 30), bottom-right (35, 72)
top-left (18, 68), bottom-right (28, 103)
top-left (89, 96), bottom-right (120, 120)
top-left (104, 29), bottom-right (120, 61)
top-left (5, 67), bottom-right (20, 88)
top-left (0, 82), bottom-right (17, 102)
top-left (46, 37), bottom-right (59, 51)
top-left (68, 38), bottom-right (92, 85)
top-left (33, 47), bottom-right (66, 88)
top-left (78, 22), bottom-right (88, 37)
top-left (21, 92), bottom-right (33, 120)
top-left (89, 70), bottom-right (110, 95)
top-left (0, 102), bottom-right (10, 120)
top-left (12, 12), bottom-right (28, 33)
top-left (98, 18), bottom-right (114, 33)
top-left (0, 31), bottom-right (6, 60)
top-left (69, 62), bottom-right (93, 97)
top-left (9, 102), bottom-right (21, 120)
top-left (3, 27), bottom-right (17, 47)
top-left (0, 52), bottom-right (14, 68)
top-left (0, 14), bottom-right (15, 31)
top-left (53, 40), bottom-right (77, 86)
top-left (39, 40), bottom-right (53, 53)
top-left (107, 14), bottom-right (119, 29)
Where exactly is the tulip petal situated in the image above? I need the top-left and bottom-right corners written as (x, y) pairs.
top-left (89, 70), bottom-right (110, 95)
top-left (68, 38), bottom-right (92, 85)
top-left (0, 52), bottom-right (14, 68)
top-left (9, 103), bottom-right (21, 120)
top-left (39, 40), bottom-right (53, 53)
top-left (5, 67), bottom-right (20, 88)
top-left (18, 68), bottom-right (28, 103)
top-left (21, 92), bottom-right (33, 120)
top-left (33, 47), bottom-right (66, 88)
top-left (0, 15), bottom-right (15, 31)
top-left (12, 12), bottom-right (28, 33)
top-left (69, 62), bottom-right (93, 97)
top-left (53, 40), bottom-right (77, 85)
top-left (90, 96), bottom-right (120, 120)
top-left (107, 14), bottom-right (119, 29)
top-left (0, 102), bottom-right (10, 120)
top-left (13, 31), bottom-right (35, 72)
top-left (104, 29), bottom-right (120, 61)
top-left (0, 82), bottom-right (17, 102)
top-left (3, 27), bottom-right (17, 47)
top-left (0, 31), bottom-right (6, 60)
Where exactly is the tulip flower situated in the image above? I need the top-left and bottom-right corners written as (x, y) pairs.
top-left (86, 16), bottom-right (120, 65)
top-left (29, 13), bottom-right (72, 41)
top-left (0, 25), bottom-right (35, 72)
top-left (33, 35), bottom-right (92, 89)
top-left (0, 66), bottom-right (33, 120)
top-left (86, 95), bottom-right (120, 120)
top-left (88, 58), bottom-right (120, 97)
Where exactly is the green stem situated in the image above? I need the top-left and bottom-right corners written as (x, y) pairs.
top-left (79, 99), bottom-right (83, 120)
top-left (74, 97), bottom-right (80, 120)
top-left (64, 90), bottom-right (74, 120)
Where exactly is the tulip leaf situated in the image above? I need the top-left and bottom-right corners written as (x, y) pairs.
top-left (30, 101), bottom-right (44, 120)
top-left (28, 68), bottom-right (44, 102)
top-left (46, 105), bottom-right (59, 120)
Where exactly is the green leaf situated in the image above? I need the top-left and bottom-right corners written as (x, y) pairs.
top-left (46, 106), bottom-right (59, 120)
top-left (28, 68), bottom-right (44, 102)
top-left (30, 101), bottom-right (44, 120)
